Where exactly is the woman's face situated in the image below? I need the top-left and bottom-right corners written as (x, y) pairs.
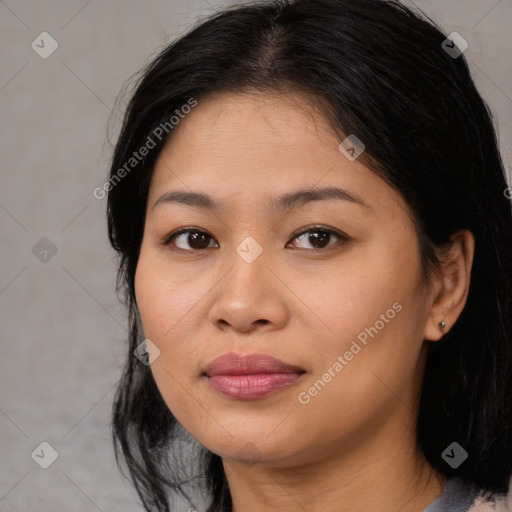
top-left (134, 90), bottom-right (437, 468)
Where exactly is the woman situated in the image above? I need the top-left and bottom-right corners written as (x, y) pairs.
top-left (105, 0), bottom-right (512, 510)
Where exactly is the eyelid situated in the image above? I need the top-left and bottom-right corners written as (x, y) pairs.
top-left (160, 224), bottom-right (349, 252)
top-left (286, 224), bottom-right (349, 251)
top-left (288, 224), bottom-right (347, 241)
top-left (159, 226), bottom-right (215, 248)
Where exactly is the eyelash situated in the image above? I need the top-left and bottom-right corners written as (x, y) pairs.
top-left (159, 224), bottom-right (349, 253)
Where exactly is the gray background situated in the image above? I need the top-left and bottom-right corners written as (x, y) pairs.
top-left (1, 1), bottom-right (511, 511)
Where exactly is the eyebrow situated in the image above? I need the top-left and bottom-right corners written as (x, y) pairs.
top-left (152, 186), bottom-right (369, 212)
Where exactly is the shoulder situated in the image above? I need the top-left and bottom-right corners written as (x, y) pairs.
top-left (469, 476), bottom-right (512, 512)
top-left (425, 476), bottom-right (512, 512)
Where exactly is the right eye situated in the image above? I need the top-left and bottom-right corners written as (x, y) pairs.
top-left (160, 228), bottom-right (219, 252)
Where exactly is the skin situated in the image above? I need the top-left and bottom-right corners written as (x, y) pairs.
top-left (134, 90), bottom-right (475, 512)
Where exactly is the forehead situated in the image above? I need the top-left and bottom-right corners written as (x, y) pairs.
top-left (148, 90), bottom-right (410, 218)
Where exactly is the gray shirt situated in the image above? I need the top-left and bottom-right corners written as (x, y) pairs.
top-left (423, 478), bottom-right (487, 512)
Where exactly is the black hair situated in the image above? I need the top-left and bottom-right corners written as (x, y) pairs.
top-left (106, 0), bottom-right (512, 510)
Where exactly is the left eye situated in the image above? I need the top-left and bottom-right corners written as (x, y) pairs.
top-left (161, 225), bottom-right (347, 252)
top-left (287, 225), bottom-right (347, 250)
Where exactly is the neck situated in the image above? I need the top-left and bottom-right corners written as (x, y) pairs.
top-left (223, 411), bottom-right (446, 512)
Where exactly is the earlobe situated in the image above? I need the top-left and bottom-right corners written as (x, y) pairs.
top-left (423, 229), bottom-right (475, 342)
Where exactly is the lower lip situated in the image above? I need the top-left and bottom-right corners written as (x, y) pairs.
top-left (207, 373), bottom-right (303, 399)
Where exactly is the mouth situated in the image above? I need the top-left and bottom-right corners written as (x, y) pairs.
top-left (203, 352), bottom-right (306, 400)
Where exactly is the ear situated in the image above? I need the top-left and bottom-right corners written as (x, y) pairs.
top-left (423, 229), bottom-right (475, 342)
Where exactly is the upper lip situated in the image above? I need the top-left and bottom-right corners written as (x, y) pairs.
top-left (204, 352), bottom-right (306, 377)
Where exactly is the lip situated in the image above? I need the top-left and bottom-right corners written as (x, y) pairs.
top-left (204, 352), bottom-right (306, 400)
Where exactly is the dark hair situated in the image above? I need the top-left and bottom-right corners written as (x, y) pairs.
top-left (106, 0), bottom-right (512, 510)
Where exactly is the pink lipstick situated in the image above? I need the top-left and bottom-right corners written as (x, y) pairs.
top-left (204, 352), bottom-right (305, 400)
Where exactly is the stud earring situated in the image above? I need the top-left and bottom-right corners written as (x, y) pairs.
top-left (439, 320), bottom-right (446, 332)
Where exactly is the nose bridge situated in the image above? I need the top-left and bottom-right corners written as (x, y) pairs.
top-left (208, 233), bottom-right (287, 332)
top-left (226, 232), bottom-right (270, 296)
top-left (235, 233), bottom-right (266, 266)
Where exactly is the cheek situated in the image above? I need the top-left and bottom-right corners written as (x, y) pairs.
top-left (296, 240), bottom-right (426, 398)
top-left (134, 246), bottom-right (195, 340)
top-left (134, 247), bottom-right (214, 378)
top-left (134, 254), bottom-right (203, 425)
top-left (295, 245), bottom-right (413, 350)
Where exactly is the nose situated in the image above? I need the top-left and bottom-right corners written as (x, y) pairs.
top-left (207, 242), bottom-right (289, 335)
